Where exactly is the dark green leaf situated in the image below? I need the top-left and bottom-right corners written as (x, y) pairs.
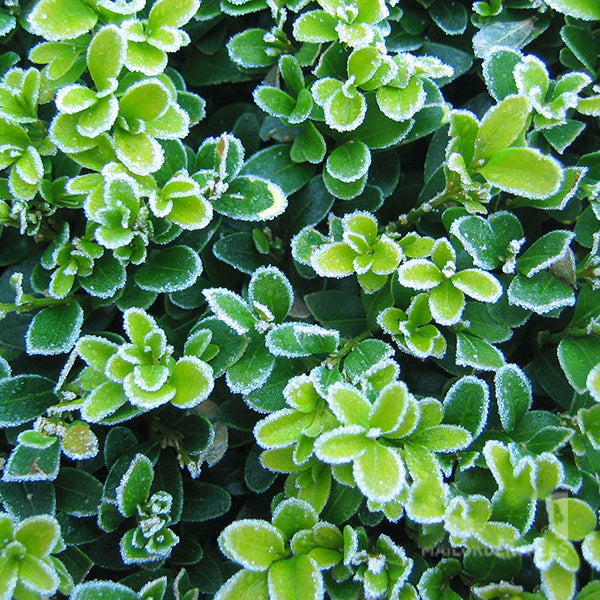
top-left (25, 302), bottom-right (84, 356)
top-left (0, 375), bottom-right (57, 427)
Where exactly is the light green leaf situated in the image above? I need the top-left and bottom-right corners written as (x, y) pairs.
top-left (474, 95), bottom-right (530, 160)
top-left (315, 427), bottom-right (368, 464)
top-left (219, 520), bottom-right (287, 571)
top-left (170, 356), bottom-right (214, 409)
top-left (451, 269), bottom-right (502, 303)
top-left (582, 531), bottom-right (600, 570)
top-left (268, 555), bottom-right (323, 600)
top-left (17, 553), bottom-right (59, 594)
top-left (272, 498), bottom-right (318, 540)
top-left (215, 570), bottom-right (269, 600)
top-left (14, 515), bottom-right (60, 558)
top-left (540, 562), bottom-right (576, 600)
top-left (410, 424), bottom-right (472, 452)
top-left (114, 128), bottom-right (164, 175)
top-left (545, 0), bottom-right (600, 19)
top-left (548, 497), bottom-right (597, 541)
top-left (28, 0), bottom-right (98, 41)
top-left (71, 581), bottom-right (138, 600)
top-left (397, 259), bottom-right (442, 290)
top-left (429, 279), bottom-right (465, 326)
top-left (321, 85), bottom-right (366, 132)
top-left (292, 10), bottom-right (338, 43)
top-left (254, 409), bottom-right (314, 449)
top-left (326, 383), bottom-right (371, 426)
top-left (369, 381), bottom-right (410, 434)
top-left (87, 25), bottom-right (124, 91)
top-left (376, 78), bottom-right (426, 122)
top-left (311, 242), bottom-right (356, 277)
top-left (478, 147), bottom-right (563, 199)
top-left (227, 28), bottom-right (277, 69)
top-left (353, 442), bottom-right (405, 503)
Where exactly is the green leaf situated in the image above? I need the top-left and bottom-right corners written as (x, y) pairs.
top-left (494, 364), bottom-right (532, 432)
top-left (87, 25), bottom-right (124, 91)
top-left (4, 440), bottom-right (60, 481)
top-left (451, 269), bottom-right (502, 303)
top-left (311, 242), bottom-right (356, 277)
top-left (268, 555), bottom-right (323, 600)
top-left (429, 279), bottom-right (465, 326)
top-left (443, 376), bottom-right (489, 438)
top-left (474, 95), bottom-right (530, 160)
top-left (216, 570), bottom-right (269, 600)
top-left (253, 86), bottom-right (296, 119)
top-left (508, 271), bottom-right (575, 314)
top-left (203, 288), bottom-right (255, 334)
top-left (227, 28), bottom-right (278, 68)
top-left (292, 10), bottom-right (337, 43)
top-left (71, 581), bottom-right (138, 600)
top-left (116, 454), bottom-right (153, 518)
top-left (213, 232), bottom-right (270, 275)
top-left (241, 145), bottom-right (316, 195)
top-left (545, 0), bottom-right (600, 19)
top-left (170, 356), bottom-right (214, 409)
top-left (557, 337), bottom-right (600, 394)
top-left (80, 252), bottom-right (126, 299)
top-left (353, 442), bottom-right (405, 503)
top-left (478, 148), bottom-right (563, 199)
top-left (548, 497), bottom-right (597, 541)
top-left (291, 121), bottom-right (327, 164)
top-left (219, 520), bottom-right (286, 571)
top-left (561, 24), bottom-right (597, 74)
top-left (266, 323), bottom-right (339, 358)
top-left (213, 175), bottom-right (287, 221)
top-left (456, 332), bottom-right (505, 371)
top-left (482, 47), bottom-right (522, 100)
top-left (29, 0), bottom-right (98, 41)
top-left (418, 559), bottom-right (461, 600)
top-left (226, 335), bottom-right (275, 394)
top-left (0, 375), bottom-right (57, 427)
top-left (181, 480), bottom-right (231, 522)
top-left (325, 142), bottom-right (371, 184)
top-left (518, 231), bottom-right (575, 277)
top-left (25, 302), bottom-right (83, 356)
top-left (55, 468), bottom-right (102, 517)
top-left (248, 266), bottom-right (293, 323)
top-left (135, 245), bottom-right (202, 293)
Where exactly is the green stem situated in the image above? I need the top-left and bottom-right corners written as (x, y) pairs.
top-left (387, 182), bottom-right (458, 232)
top-left (538, 328), bottom-right (599, 346)
top-left (0, 294), bottom-right (77, 317)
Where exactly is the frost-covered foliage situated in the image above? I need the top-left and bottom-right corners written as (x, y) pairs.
top-left (0, 0), bottom-right (599, 599)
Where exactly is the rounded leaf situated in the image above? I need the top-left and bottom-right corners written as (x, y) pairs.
top-left (218, 520), bottom-right (287, 571)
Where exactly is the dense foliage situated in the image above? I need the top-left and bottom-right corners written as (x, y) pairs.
top-left (0, 0), bottom-right (599, 599)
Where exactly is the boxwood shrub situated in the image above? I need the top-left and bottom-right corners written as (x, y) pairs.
top-left (0, 0), bottom-right (599, 599)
